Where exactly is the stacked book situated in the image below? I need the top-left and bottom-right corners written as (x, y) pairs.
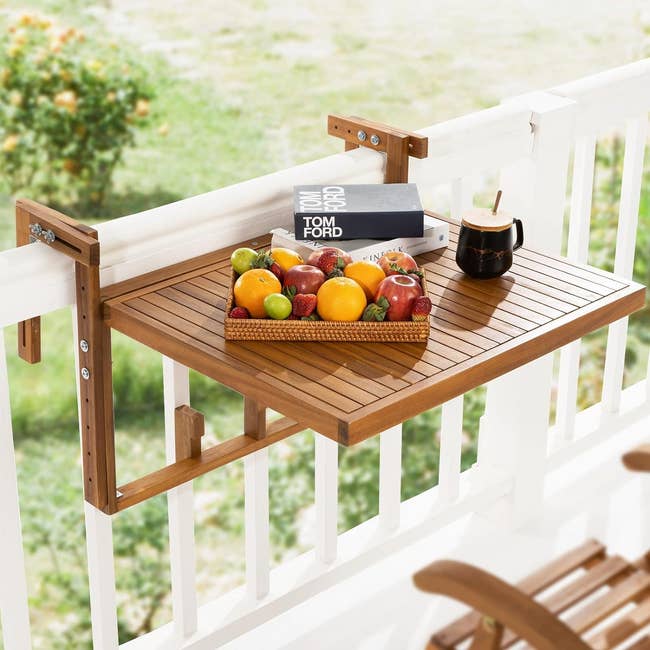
top-left (271, 183), bottom-right (448, 262)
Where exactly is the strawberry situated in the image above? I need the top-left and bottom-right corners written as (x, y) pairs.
top-left (411, 296), bottom-right (432, 321)
top-left (317, 249), bottom-right (346, 278)
top-left (229, 307), bottom-right (250, 319)
top-left (362, 296), bottom-right (390, 322)
top-left (292, 293), bottom-right (317, 317)
top-left (269, 262), bottom-right (284, 283)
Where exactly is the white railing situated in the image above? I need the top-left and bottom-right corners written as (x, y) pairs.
top-left (0, 59), bottom-right (649, 650)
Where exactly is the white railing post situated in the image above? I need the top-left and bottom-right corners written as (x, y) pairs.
top-left (601, 115), bottom-right (648, 415)
top-left (555, 135), bottom-right (597, 444)
top-left (438, 397), bottom-right (464, 504)
top-left (438, 177), bottom-right (473, 504)
top-left (0, 328), bottom-right (32, 650)
top-left (72, 310), bottom-right (119, 650)
top-left (647, 351), bottom-right (650, 402)
top-left (478, 92), bottom-right (576, 525)
top-left (378, 425), bottom-right (402, 530)
top-left (162, 357), bottom-right (198, 638)
top-left (244, 449), bottom-right (270, 599)
top-left (314, 433), bottom-right (338, 564)
top-left (84, 503), bottom-right (119, 650)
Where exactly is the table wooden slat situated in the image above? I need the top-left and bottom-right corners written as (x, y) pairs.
top-left (103, 213), bottom-right (646, 444)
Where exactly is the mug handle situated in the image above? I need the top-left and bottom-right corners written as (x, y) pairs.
top-left (513, 218), bottom-right (524, 251)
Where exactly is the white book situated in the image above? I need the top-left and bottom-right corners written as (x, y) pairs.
top-left (270, 214), bottom-right (448, 263)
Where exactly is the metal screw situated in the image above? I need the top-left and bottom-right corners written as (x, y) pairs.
top-left (29, 223), bottom-right (43, 236)
top-left (80, 339), bottom-right (89, 353)
top-left (81, 367), bottom-right (90, 380)
top-left (370, 134), bottom-right (381, 146)
top-left (43, 229), bottom-right (56, 244)
top-left (357, 130), bottom-right (367, 142)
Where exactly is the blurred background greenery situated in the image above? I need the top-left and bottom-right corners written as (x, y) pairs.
top-left (1, 1), bottom-right (649, 647)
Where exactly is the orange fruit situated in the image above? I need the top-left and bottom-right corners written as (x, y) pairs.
top-left (344, 260), bottom-right (386, 300)
top-left (317, 277), bottom-right (367, 321)
top-left (234, 269), bottom-right (281, 318)
top-left (271, 247), bottom-right (304, 273)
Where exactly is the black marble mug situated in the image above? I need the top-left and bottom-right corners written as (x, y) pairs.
top-left (456, 218), bottom-right (524, 279)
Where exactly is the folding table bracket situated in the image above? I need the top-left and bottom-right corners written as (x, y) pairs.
top-left (327, 114), bottom-right (428, 183)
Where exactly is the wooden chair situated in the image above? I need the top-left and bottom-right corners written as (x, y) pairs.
top-left (413, 445), bottom-right (650, 650)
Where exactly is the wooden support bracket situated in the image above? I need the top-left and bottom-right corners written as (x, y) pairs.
top-left (328, 114), bottom-right (428, 183)
top-left (175, 405), bottom-right (205, 460)
top-left (14, 199), bottom-right (116, 513)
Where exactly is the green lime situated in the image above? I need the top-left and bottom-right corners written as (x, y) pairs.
top-left (231, 247), bottom-right (258, 275)
top-left (263, 293), bottom-right (292, 320)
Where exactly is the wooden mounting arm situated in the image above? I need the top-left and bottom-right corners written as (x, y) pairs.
top-left (622, 444), bottom-right (650, 473)
top-left (328, 114), bottom-right (428, 183)
top-left (413, 560), bottom-right (591, 650)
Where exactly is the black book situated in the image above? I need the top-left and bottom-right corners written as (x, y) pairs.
top-left (293, 183), bottom-right (424, 240)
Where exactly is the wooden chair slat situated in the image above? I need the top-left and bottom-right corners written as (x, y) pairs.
top-left (587, 597), bottom-right (650, 649)
top-left (566, 571), bottom-right (650, 634)
top-left (502, 555), bottom-right (630, 647)
top-left (433, 540), bottom-right (607, 647)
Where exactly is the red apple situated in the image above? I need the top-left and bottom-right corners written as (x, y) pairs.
top-left (306, 247), bottom-right (353, 267)
top-left (378, 251), bottom-right (418, 276)
top-left (283, 264), bottom-right (326, 295)
top-left (374, 275), bottom-right (423, 321)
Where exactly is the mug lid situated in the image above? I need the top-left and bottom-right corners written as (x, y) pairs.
top-left (461, 208), bottom-right (514, 232)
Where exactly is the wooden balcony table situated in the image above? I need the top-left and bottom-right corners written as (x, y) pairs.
top-left (15, 198), bottom-right (646, 515)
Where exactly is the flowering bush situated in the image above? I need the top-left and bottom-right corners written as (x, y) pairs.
top-left (0, 13), bottom-right (152, 212)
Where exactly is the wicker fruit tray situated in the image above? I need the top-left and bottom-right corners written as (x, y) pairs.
top-left (224, 271), bottom-right (430, 342)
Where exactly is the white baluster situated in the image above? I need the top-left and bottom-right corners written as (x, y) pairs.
top-left (479, 92), bottom-right (576, 525)
top-left (439, 178), bottom-right (473, 504)
top-left (84, 503), bottom-right (119, 650)
top-left (72, 311), bottom-right (118, 650)
top-left (556, 135), bottom-right (597, 443)
top-left (314, 433), bottom-right (338, 564)
top-left (646, 351), bottom-right (650, 403)
top-left (244, 449), bottom-right (270, 599)
top-left (0, 328), bottom-right (32, 650)
top-left (439, 396), bottom-right (464, 504)
top-left (163, 357), bottom-right (198, 638)
top-left (602, 115), bottom-right (648, 415)
top-left (379, 425), bottom-right (402, 531)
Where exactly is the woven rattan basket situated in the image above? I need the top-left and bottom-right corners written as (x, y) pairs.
top-left (224, 270), bottom-right (430, 342)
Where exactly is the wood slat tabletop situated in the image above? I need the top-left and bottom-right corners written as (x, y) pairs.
top-left (102, 212), bottom-right (646, 444)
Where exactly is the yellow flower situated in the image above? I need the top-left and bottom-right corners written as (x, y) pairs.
top-left (9, 91), bottom-right (22, 107)
top-left (157, 123), bottom-right (170, 136)
top-left (37, 95), bottom-right (48, 105)
top-left (49, 39), bottom-right (62, 53)
top-left (39, 17), bottom-right (53, 30)
top-left (135, 98), bottom-right (150, 117)
top-left (18, 13), bottom-right (36, 27)
top-left (0, 69), bottom-right (10, 85)
top-left (2, 135), bottom-right (19, 152)
top-left (41, 71), bottom-right (52, 81)
top-left (76, 30), bottom-right (85, 42)
top-left (106, 91), bottom-right (116, 103)
top-left (7, 44), bottom-right (22, 58)
top-left (54, 90), bottom-right (77, 113)
top-left (86, 59), bottom-right (102, 73)
top-left (60, 69), bottom-right (72, 82)
top-left (12, 29), bottom-right (27, 46)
